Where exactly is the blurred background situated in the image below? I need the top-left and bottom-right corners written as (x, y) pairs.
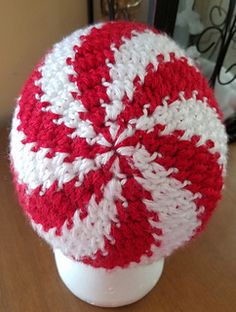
top-left (0, 0), bottom-right (88, 124)
top-left (0, 2), bottom-right (235, 311)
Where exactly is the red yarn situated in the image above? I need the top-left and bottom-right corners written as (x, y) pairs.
top-left (11, 21), bottom-right (226, 269)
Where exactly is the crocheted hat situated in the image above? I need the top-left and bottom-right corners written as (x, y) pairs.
top-left (10, 21), bottom-right (227, 269)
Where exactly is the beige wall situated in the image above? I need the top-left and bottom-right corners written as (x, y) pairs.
top-left (0, 0), bottom-right (87, 122)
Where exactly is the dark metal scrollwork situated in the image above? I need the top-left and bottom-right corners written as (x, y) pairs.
top-left (196, 0), bottom-right (236, 87)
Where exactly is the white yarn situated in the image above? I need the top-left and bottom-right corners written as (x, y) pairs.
top-left (10, 22), bottom-right (228, 266)
top-left (10, 108), bottom-right (114, 194)
top-left (38, 23), bottom-right (110, 146)
top-left (32, 177), bottom-right (122, 258)
top-left (32, 143), bottom-right (201, 259)
top-left (129, 94), bottom-right (227, 167)
top-left (119, 144), bottom-right (201, 258)
top-left (103, 29), bottom-right (196, 139)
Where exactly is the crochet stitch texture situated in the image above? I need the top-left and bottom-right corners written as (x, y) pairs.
top-left (10, 22), bottom-right (227, 269)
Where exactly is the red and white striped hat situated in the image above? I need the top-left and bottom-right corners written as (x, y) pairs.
top-left (10, 22), bottom-right (227, 269)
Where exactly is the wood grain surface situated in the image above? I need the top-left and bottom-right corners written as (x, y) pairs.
top-left (1, 125), bottom-right (236, 312)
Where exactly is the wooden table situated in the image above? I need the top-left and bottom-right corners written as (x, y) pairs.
top-left (1, 126), bottom-right (236, 312)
